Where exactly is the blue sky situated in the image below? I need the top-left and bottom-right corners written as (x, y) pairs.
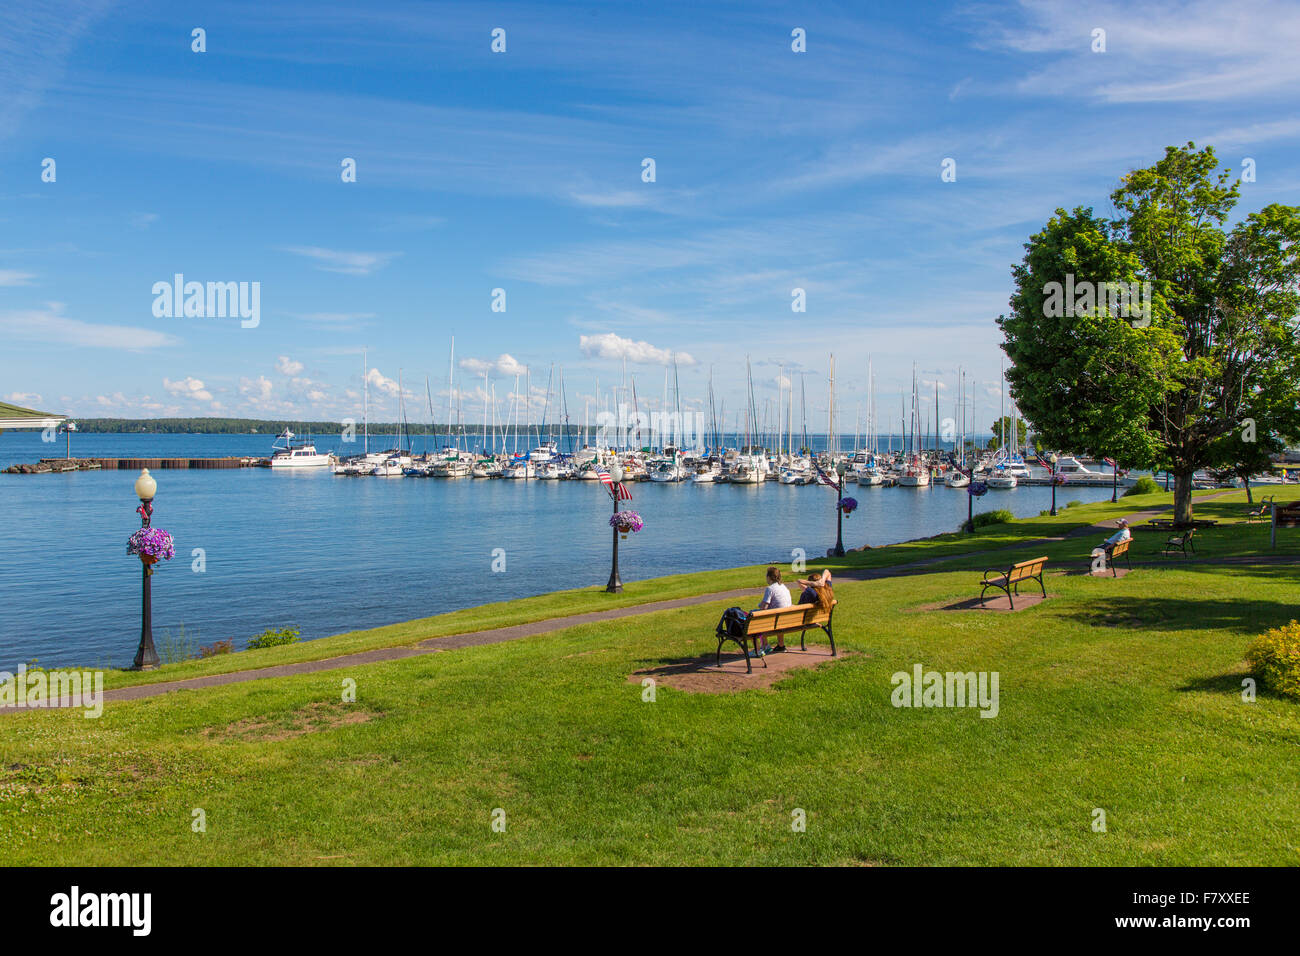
top-left (2, 0), bottom-right (1298, 436)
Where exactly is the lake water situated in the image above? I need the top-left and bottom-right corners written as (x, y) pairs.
top-left (0, 433), bottom-right (1120, 668)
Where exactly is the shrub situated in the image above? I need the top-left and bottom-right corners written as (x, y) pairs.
top-left (199, 639), bottom-right (234, 658)
top-left (159, 623), bottom-right (198, 664)
top-left (1245, 621), bottom-right (1300, 700)
top-left (1122, 475), bottom-right (1162, 497)
top-left (967, 509), bottom-right (1015, 531)
top-left (247, 627), bottom-right (301, 650)
top-left (1065, 499), bottom-right (1083, 509)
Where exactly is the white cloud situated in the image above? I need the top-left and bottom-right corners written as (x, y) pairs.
top-left (129, 212), bottom-right (159, 229)
top-left (0, 270), bottom-right (35, 286)
top-left (276, 355), bottom-right (304, 376)
top-left (579, 332), bottom-right (696, 367)
top-left (0, 304), bottom-right (179, 350)
top-left (365, 367), bottom-right (399, 396)
top-left (3, 391), bottom-right (42, 405)
top-left (163, 376), bottom-right (213, 402)
top-left (460, 353), bottom-right (528, 377)
top-left (283, 246), bottom-right (401, 275)
top-left (239, 376), bottom-right (273, 401)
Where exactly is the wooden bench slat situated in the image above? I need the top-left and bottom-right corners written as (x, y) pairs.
top-left (717, 600), bottom-right (838, 673)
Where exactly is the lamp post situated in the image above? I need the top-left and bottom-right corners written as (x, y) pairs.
top-left (1049, 453), bottom-right (1059, 516)
top-left (131, 469), bottom-right (160, 670)
top-left (831, 463), bottom-right (846, 557)
top-left (605, 463), bottom-right (624, 593)
top-left (1111, 459), bottom-right (1119, 503)
top-left (967, 472), bottom-right (975, 532)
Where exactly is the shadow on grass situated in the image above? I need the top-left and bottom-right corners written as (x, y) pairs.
top-left (1178, 671), bottom-right (1295, 703)
top-left (1062, 597), bottom-right (1297, 635)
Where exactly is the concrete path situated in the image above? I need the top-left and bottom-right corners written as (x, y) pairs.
top-left (8, 489), bottom-right (1275, 710)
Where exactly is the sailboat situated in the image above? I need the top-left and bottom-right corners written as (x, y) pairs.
top-left (897, 366), bottom-right (930, 487)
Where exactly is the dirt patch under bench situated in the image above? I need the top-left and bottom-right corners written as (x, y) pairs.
top-left (628, 644), bottom-right (855, 694)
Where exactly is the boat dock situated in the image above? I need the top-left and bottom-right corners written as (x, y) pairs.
top-left (4, 457), bottom-right (268, 474)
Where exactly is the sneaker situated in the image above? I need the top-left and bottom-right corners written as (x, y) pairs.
top-left (755, 646), bottom-right (767, 658)
top-left (771, 645), bottom-right (786, 653)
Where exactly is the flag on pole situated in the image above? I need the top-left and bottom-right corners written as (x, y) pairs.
top-left (615, 482), bottom-right (632, 501)
top-left (597, 469), bottom-right (612, 487)
top-left (813, 462), bottom-right (838, 487)
top-left (1103, 457), bottom-right (1116, 467)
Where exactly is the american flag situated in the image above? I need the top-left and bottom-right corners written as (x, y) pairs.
top-left (599, 469), bottom-right (632, 500)
top-left (1103, 457), bottom-right (1116, 467)
top-left (813, 462), bottom-right (837, 487)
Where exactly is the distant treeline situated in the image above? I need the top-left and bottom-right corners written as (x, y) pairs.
top-left (71, 418), bottom-right (578, 435)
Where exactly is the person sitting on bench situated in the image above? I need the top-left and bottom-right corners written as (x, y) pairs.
top-left (1090, 518), bottom-right (1130, 563)
top-left (753, 566), bottom-right (792, 656)
top-left (794, 570), bottom-right (836, 633)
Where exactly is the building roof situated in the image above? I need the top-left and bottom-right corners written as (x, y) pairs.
top-left (0, 400), bottom-right (67, 430)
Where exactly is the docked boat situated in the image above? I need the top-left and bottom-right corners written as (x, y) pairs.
top-left (269, 430), bottom-right (333, 469)
top-left (501, 457), bottom-right (535, 479)
top-left (986, 469), bottom-right (1018, 489)
top-left (944, 470), bottom-right (970, 488)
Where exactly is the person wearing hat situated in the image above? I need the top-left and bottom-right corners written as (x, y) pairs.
top-left (1091, 518), bottom-right (1131, 563)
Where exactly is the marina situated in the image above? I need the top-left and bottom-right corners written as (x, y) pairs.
top-left (0, 430), bottom-right (1134, 669)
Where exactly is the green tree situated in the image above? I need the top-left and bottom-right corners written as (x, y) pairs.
top-left (998, 143), bottom-right (1300, 524)
top-left (985, 415), bottom-right (1027, 450)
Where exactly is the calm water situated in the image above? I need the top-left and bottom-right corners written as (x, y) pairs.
top-left (0, 433), bottom-right (1118, 668)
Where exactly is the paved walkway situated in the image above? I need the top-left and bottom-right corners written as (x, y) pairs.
top-left (12, 489), bottom-right (1279, 710)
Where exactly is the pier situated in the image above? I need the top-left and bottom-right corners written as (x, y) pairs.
top-left (3, 457), bottom-right (267, 474)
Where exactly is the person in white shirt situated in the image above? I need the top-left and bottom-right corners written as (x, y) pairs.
top-left (1091, 518), bottom-right (1131, 564)
top-left (754, 566), bottom-right (792, 655)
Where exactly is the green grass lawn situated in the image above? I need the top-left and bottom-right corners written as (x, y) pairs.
top-left (89, 485), bottom-right (1300, 692)
top-left (3, 485), bottom-right (1298, 865)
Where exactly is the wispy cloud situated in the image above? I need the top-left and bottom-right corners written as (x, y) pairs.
top-left (283, 246), bottom-right (401, 275)
top-left (0, 304), bottom-right (180, 350)
top-left (0, 269), bottom-right (35, 286)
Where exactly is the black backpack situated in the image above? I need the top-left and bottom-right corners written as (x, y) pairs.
top-left (716, 607), bottom-right (750, 639)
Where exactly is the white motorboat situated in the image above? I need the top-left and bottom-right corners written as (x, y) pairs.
top-left (501, 458), bottom-right (535, 479)
top-left (269, 429), bottom-right (333, 469)
top-left (897, 457), bottom-right (930, 487)
top-left (986, 470), bottom-right (1018, 489)
top-left (944, 470), bottom-right (970, 488)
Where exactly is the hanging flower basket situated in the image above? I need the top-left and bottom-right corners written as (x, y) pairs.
top-left (968, 482), bottom-right (989, 497)
top-left (128, 527), bottom-right (175, 562)
top-left (610, 511), bottom-right (643, 537)
top-left (1053, 473), bottom-right (1068, 486)
top-left (837, 496), bottom-right (859, 517)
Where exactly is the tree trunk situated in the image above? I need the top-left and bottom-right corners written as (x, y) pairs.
top-left (1244, 475), bottom-right (1253, 504)
top-left (1173, 471), bottom-right (1195, 526)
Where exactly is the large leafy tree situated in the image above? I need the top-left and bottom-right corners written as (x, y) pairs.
top-left (998, 144), bottom-right (1300, 524)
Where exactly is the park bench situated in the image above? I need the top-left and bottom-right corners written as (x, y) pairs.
top-left (1098, 536), bottom-right (1132, 576)
top-left (979, 556), bottom-right (1049, 610)
top-left (1246, 495), bottom-right (1275, 520)
top-left (715, 601), bottom-right (838, 674)
top-left (1163, 528), bottom-right (1195, 557)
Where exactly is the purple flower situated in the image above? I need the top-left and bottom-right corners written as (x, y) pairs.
top-left (837, 496), bottom-right (858, 515)
top-left (127, 527), bottom-right (175, 560)
top-left (610, 511), bottom-right (644, 533)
